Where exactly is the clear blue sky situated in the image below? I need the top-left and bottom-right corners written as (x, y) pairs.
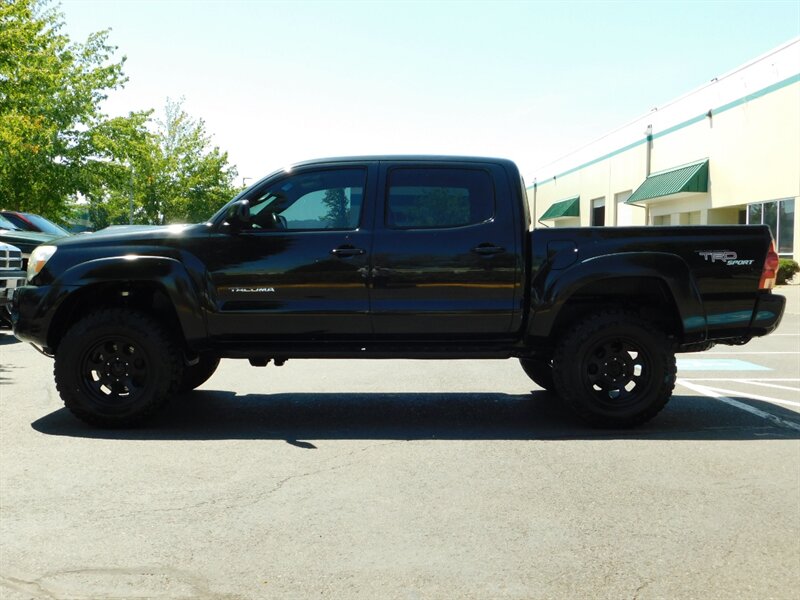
top-left (60, 0), bottom-right (800, 184)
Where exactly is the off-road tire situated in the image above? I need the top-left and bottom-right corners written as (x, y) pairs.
top-left (519, 357), bottom-right (555, 392)
top-left (552, 310), bottom-right (676, 428)
top-left (54, 309), bottom-right (183, 427)
top-left (178, 353), bottom-right (220, 392)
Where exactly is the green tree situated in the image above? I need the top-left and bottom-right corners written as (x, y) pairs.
top-left (1, 1), bottom-right (238, 228)
top-left (95, 98), bottom-right (238, 226)
top-left (321, 188), bottom-right (350, 228)
top-left (0, 0), bottom-right (146, 219)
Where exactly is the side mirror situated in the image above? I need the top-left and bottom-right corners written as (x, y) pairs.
top-left (225, 200), bottom-right (251, 229)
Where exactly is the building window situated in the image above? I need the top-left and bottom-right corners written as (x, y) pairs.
top-left (591, 197), bottom-right (605, 226)
top-left (653, 215), bottom-right (671, 226)
top-left (679, 211), bottom-right (701, 225)
top-left (747, 199), bottom-right (795, 256)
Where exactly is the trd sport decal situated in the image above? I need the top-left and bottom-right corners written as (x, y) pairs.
top-left (696, 250), bottom-right (754, 266)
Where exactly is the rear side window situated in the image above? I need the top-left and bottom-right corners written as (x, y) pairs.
top-left (386, 168), bottom-right (494, 229)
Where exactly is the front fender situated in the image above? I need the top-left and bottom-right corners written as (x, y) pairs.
top-left (52, 255), bottom-right (206, 344)
top-left (527, 252), bottom-right (707, 342)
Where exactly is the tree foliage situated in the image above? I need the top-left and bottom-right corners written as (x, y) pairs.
top-left (322, 188), bottom-right (350, 228)
top-left (0, 0), bottom-right (238, 227)
top-left (0, 0), bottom-right (135, 217)
top-left (95, 99), bottom-right (238, 227)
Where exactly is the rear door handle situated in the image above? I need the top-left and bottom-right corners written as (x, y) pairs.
top-left (472, 244), bottom-right (505, 256)
top-left (331, 246), bottom-right (365, 258)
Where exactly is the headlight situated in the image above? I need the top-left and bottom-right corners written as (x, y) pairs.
top-left (27, 245), bottom-right (57, 281)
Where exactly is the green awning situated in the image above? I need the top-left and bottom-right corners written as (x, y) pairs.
top-left (627, 160), bottom-right (709, 203)
top-left (540, 196), bottom-right (580, 220)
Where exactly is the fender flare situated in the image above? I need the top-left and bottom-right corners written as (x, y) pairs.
top-left (527, 252), bottom-right (707, 342)
top-left (48, 255), bottom-right (207, 345)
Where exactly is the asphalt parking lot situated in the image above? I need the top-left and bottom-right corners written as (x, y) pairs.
top-left (1, 286), bottom-right (798, 599)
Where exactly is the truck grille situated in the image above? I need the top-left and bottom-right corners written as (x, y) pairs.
top-left (0, 248), bottom-right (23, 271)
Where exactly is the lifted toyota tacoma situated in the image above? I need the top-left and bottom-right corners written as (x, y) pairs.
top-left (12, 156), bottom-right (785, 427)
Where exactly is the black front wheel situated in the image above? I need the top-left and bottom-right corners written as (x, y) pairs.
top-left (178, 353), bottom-right (221, 392)
top-left (54, 309), bottom-right (183, 427)
top-left (552, 310), bottom-right (676, 428)
top-left (519, 357), bottom-right (555, 392)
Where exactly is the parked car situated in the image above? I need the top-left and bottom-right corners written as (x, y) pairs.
top-left (0, 214), bottom-right (60, 270)
top-left (0, 210), bottom-right (72, 237)
top-left (0, 241), bottom-right (25, 327)
top-left (12, 155), bottom-right (785, 428)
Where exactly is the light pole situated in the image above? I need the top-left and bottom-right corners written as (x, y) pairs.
top-left (129, 163), bottom-right (135, 225)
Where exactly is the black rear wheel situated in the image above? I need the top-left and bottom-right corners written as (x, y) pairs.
top-left (552, 310), bottom-right (676, 428)
top-left (54, 309), bottom-right (183, 427)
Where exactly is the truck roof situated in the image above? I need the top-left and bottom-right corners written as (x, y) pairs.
top-left (288, 155), bottom-right (518, 168)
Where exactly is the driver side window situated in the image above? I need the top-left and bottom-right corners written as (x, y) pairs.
top-left (249, 169), bottom-right (365, 231)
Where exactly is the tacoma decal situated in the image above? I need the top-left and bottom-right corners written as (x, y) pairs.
top-left (231, 287), bottom-right (276, 293)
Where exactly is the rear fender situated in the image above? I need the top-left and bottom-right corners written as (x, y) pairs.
top-left (528, 252), bottom-right (707, 342)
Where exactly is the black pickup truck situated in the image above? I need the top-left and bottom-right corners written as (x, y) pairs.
top-left (11, 156), bottom-right (785, 428)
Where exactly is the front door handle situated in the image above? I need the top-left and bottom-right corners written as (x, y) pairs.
top-left (331, 246), bottom-right (365, 258)
top-left (472, 243), bottom-right (505, 256)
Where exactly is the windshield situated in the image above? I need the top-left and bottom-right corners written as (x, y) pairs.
top-left (0, 214), bottom-right (21, 231)
top-left (21, 213), bottom-right (70, 236)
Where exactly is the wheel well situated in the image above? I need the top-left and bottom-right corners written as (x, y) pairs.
top-left (548, 277), bottom-right (683, 344)
top-left (47, 282), bottom-right (185, 353)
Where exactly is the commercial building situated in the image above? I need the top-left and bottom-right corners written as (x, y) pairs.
top-left (528, 38), bottom-right (799, 259)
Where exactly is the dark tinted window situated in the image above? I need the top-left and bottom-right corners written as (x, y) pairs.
top-left (386, 168), bottom-right (494, 229)
top-left (247, 169), bottom-right (365, 231)
top-left (20, 213), bottom-right (70, 236)
top-left (778, 199), bottom-right (794, 254)
top-left (0, 214), bottom-right (23, 230)
top-left (591, 198), bottom-right (605, 226)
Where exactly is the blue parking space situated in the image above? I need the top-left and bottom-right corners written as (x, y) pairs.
top-left (676, 358), bottom-right (771, 371)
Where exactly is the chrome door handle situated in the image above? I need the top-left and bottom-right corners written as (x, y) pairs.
top-left (472, 244), bottom-right (505, 256)
top-left (331, 246), bottom-right (365, 257)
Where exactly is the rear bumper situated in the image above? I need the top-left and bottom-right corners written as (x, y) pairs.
top-left (749, 292), bottom-right (786, 336)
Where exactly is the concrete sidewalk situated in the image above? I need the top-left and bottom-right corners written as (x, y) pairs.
top-left (776, 283), bottom-right (799, 315)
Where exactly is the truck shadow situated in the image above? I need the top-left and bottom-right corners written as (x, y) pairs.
top-left (0, 332), bottom-right (19, 345)
top-left (31, 390), bottom-right (800, 441)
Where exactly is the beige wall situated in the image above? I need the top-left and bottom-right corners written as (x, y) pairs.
top-left (529, 40), bottom-right (799, 258)
top-left (710, 89), bottom-right (800, 204)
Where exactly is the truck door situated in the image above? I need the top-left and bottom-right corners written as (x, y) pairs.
top-left (200, 164), bottom-right (375, 341)
top-left (369, 162), bottom-right (523, 337)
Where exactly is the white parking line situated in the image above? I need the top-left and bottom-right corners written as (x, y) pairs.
top-left (681, 378), bottom-right (800, 381)
top-left (682, 383), bottom-right (800, 408)
top-left (705, 352), bottom-right (800, 355)
top-left (738, 380), bottom-right (800, 392)
top-left (677, 379), bottom-right (800, 431)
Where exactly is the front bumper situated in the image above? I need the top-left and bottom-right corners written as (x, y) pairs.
top-left (11, 284), bottom-right (61, 350)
